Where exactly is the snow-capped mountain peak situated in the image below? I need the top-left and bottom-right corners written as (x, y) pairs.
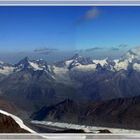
top-left (15, 57), bottom-right (31, 70)
top-left (93, 58), bottom-right (108, 67)
top-left (122, 47), bottom-right (140, 62)
top-left (15, 57), bottom-right (51, 72)
top-left (64, 54), bottom-right (94, 69)
top-left (113, 47), bottom-right (140, 71)
top-left (1, 47), bottom-right (140, 76)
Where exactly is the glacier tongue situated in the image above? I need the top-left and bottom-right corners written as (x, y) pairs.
top-left (31, 120), bottom-right (140, 134)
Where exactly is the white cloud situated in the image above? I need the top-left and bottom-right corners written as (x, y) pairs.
top-left (76, 7), bottom-right (100, 25)
top-left (84, 7), bottom-right (100, 20)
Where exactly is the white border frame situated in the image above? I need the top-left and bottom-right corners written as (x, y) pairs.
top-left (1, 1), bottom-right (140, 6)
top-left (0, 1), bottom-right (140, 139)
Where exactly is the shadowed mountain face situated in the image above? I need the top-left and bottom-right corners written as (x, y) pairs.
top-left (31, 96), bottom-right (140, 130)
top-left (31, 99), bottom-right (81, 123)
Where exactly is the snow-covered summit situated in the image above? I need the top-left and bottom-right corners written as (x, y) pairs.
top-left (68, 47), bottom-right (140, 72)
top-left (64, 54), bottom-right (94, 69)
top-left (122, 47), bottom-right (140, 63)
top-left (15, 57), bottom-right (51, 73)
top-left (93, 58), bottom-right (108, 67)
top-left (63, 55), bottom-right (112, 72)
top-left (113, 47), bottom-right (140, 71)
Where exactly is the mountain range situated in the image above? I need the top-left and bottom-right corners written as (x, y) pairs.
top-left (1, 47), bottom-right (140, 132)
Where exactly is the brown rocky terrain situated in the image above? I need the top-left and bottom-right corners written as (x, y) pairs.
top-left (0, 113), bottom-right (28, 133)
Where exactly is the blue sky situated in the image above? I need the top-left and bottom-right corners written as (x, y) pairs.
top-left (76, 6), bottom-right (140, 50)
top-left (0, 6), bottom-right (140, 52)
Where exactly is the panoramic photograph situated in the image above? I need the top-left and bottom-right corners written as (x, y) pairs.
top-left (0, 6), bottom-right (140, 134)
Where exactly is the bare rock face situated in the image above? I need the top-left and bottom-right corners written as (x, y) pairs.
top-left (0, 113), bottom-right (28, 133)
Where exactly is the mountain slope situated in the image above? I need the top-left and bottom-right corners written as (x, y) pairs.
top-left (1, 47), bottom-right (140, 117)
top-left (31, 96), bottom-right (140, 130)
top-left (1, 47), bottom-right (140, 132)
top-left (31, 99), bottom-right (81, 124)
top-left (0, 109), bottom-right (35, 133)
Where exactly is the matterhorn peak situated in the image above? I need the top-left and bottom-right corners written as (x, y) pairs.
top-left (16, 57), bottom-right (30, 65)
